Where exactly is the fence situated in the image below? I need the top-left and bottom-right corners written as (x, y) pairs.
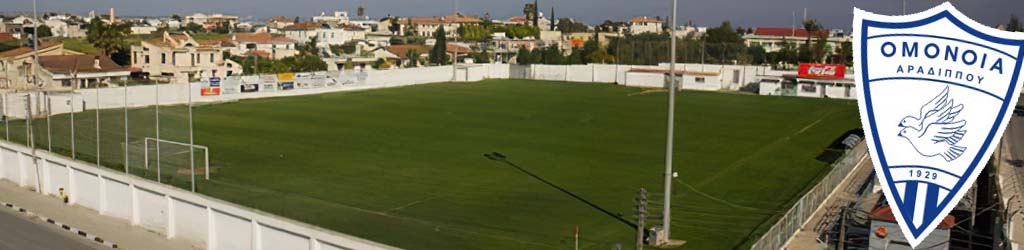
top-left (0, 139), bottom-right (399, 250)
top-left (749, 142), bottom-right (868, 250)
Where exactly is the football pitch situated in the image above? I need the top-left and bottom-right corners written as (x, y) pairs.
top-left (2, 79), bottom-right (860, 249)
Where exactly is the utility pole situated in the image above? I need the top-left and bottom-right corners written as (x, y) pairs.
top-left (635, 188), bottom-right (648, 250)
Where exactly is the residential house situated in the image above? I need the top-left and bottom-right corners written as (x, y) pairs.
top-left (130, 32), bottom-right (242, 83)
top-left (404, 14), bottom-right (481, 38)
top-left (229, 32), bottom-right (297, 59)
top-left (629, 16), bottom-right (662, 34)
top-left (266, 16), bottom-right (294, 30)
top-left (131, 24), bottom-right (159, 35)
top-left (184, 13), bottom-right (239, 30)
top-left (316, 24), bottom-right (367, 47)
top-left (312, 11), bottom-right (350, 24)
top-left (386, 44), bottom-right (429, 67)
top-left (283, 22), bottom-right (367, 48)
top-left (0, 41), bottom-right (82, 89)
top-left (38, 54), bottom-right (131, 89)
top-left (743, 27), bottom-right (851, 54)
top-left (505, 13), bottom-right (552, 30)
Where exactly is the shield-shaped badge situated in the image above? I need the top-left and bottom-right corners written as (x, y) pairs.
top-left (854, 3), bottom-right (1024, 247)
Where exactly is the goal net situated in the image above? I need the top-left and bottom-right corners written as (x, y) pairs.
top-left (142, 137), bottom-right (210, 189)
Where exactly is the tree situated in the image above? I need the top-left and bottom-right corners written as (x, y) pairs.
top-left (357, 5), bottom-right (366, 17)
top-left (556, 18), bottom-right (588, 33)
top-left (405, 49), bottom-right (420, 67)
top-left (181, 22), bottom-right (204, 33)
top-left (293, 16), bottom-right (300, 24)
top-left (372, 58), bottom-right (392, 69)
top-left (171, 14), bottom-right (182, 22)
top-left (523, 2), bottom-right (538, 27)
top-left (587, 47), bottom-right (614, 63)
top-left (429, 26), bottom-right (448, 65)
top-left (298, 37), bottom-right (320, 56)
top-left (803, 19), bottom-right (822, 32)
top-left (1009, 15), bottom-right (1023, 32)
top-left (26, 25), bottom-right (53, 38)
top-left (85, 17), bottom-right (131, 60)
top-left (516, 47), bottom-right (534, 65)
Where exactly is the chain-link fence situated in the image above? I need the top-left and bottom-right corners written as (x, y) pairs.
top-left (749, 141), bottom-right (868, 250)
top-left (0, 83), bottom-right (204, 192)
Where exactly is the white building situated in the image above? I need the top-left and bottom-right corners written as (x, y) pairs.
top-left (282, 22), bottom-right (367, 47)
top-left (229, 32), bottom-right (297, 59)
top-left (312, 11), bottom-right (349, 24)
top-left (628, 16), bottom-right (662, 35)
top-left (404, 14), bottom-right (481, 38)
top-left (130, 32), bottom-right (242, 83)
top-left (743, 27), bottom-right (851, 53)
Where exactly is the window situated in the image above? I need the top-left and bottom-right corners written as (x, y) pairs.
top-left (694, 77), bottom-right (705, 83)
top-left (145, 55), bottom-right (150, 64)
top-left (210, 53), bottom-right (215, 63)
top-left (161, 53), bottom-right (166, 64)
top-left (191, 54), bottom-right (195, 66)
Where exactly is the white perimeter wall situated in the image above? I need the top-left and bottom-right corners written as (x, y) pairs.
top-left (0, 141), bottom-right (399, 250)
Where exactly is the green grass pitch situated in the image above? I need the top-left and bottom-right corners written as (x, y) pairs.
top-left (2, 79), bottom-right (860, 249)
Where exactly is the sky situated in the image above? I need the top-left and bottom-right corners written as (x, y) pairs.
top-left (4, 0), bottom-right (1023, 30)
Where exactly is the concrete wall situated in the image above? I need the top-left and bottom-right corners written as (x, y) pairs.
top-left (0, 141), bottom-right (398, 250)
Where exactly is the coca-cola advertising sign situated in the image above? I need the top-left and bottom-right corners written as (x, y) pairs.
top-left (798, 63), bottom-right (846, 79)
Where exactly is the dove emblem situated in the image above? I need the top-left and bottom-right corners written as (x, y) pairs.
top-left (896, 87), bottom-right (967, 162)
top-left (854, 3), bottom-right (1024, 247)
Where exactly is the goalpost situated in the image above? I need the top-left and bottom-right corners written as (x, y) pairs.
top-left (143, 137), bottom-right (210, 182)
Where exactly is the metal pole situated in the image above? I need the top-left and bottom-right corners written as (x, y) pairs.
top-left (70, 93), bottom-right (75, 159)
top-left (903, 0), bottom-right (907, 15)
top-left (28, 94), bottom-right (42, 194)
top-left (96, 80), bottom-right (100, 167)
top-left (662, 0), bottom-right (677, 239)
top-left (155, 82), bottom-right (161, 183)
top-left (46, 94), bottom-right (50, 151)
top-left (188, 82), bottom-right (196, 192)
top-left (124, 71), bottom-right (129, 174)
top-left (3, 94), bottom-right (8, 140)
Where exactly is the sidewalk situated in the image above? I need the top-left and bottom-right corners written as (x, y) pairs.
top-left (783, 154), bottom-right (875, 250)
top-left (0, 180), bottom-right (198, 250)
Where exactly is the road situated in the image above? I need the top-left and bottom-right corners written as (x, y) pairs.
top-left (0, 207), bottom-right (100, 250)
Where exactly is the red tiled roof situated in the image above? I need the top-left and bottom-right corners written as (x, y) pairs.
top-left (282, 22), bottom-right (321, 30)
top-left (409, 14), bottom-right (481, 25)
top-left (752, 27), bottom-right (829, 38)
top-left (630, 16), bottom-right (662, 23)
top-left (233, 33), bottom-right (295, 44)
top-left (0, 41), bottom-right (61, 58)
top-left (0, 32), bottom-right (14, 42)
top-left (870, 205), bottom-right (955, 229)
top-left (38, 55), bottom-right (129, 74)
top-left (445, 44), bottom-right (472, 54)
top-left (386, 45), bottom-right (430, 60)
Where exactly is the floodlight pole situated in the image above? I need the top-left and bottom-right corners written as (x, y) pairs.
top-left (96, 79), bottom-right (101, 167)
top-left (46, 94), bottom-right (50, 152)
top-left (155, 80), bottom-right (161, 183)
top-left (662, 0), bottom-right (678, 240)
top-left (124, 72), bottom-right (129, 174)
top-left (188, 81), bottom-right (196, 192)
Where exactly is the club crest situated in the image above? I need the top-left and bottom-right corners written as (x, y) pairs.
top-left (854, 2), bottom-right (1024, 247)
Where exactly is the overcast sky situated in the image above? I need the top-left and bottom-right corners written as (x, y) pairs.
top-left (5, 0), bottom-right (1023, 30)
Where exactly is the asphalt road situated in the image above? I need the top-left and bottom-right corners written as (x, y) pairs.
top-left (0, 207), bottom-right (99, 250)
